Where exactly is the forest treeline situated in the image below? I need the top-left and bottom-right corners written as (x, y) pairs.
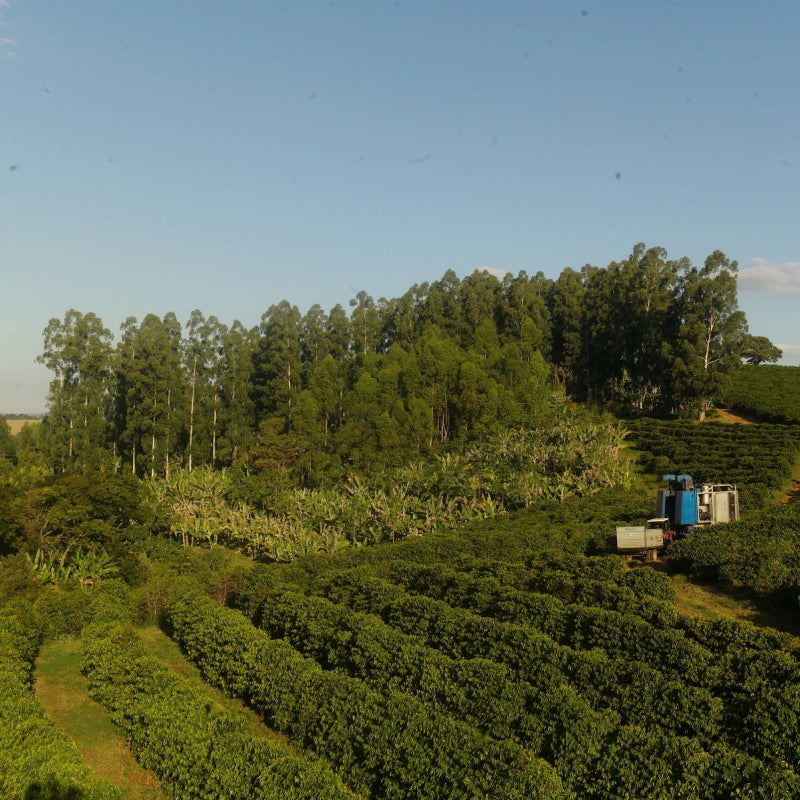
top-left (16, 243), bottom-right (779, 482)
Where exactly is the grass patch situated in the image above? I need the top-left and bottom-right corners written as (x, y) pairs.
top-left (671, 573), bottom-right (800, 639)
top-left (672, 573), bottom-right (758, 622)
top-left (33, 625), bottom-right (294, 800)
top-left (34, 636), bottom-right (166, 800)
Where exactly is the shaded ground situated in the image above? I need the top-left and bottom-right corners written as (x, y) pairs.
top-left (671, 573), bottom-right (800, 639)
top-left (784, 479), bottom-right (800, 504)
top-left (34, 637), bottom-right (165, 800)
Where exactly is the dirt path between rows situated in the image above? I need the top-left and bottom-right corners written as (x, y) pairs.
top-left (783, 480), bottom-right (800, 504)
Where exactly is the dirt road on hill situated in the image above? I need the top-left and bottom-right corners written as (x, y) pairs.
top-left (713, 408), bottom-right (755, 424)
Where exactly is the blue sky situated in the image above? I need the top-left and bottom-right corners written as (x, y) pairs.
top-left (2, 0), bottom-right (799, 413)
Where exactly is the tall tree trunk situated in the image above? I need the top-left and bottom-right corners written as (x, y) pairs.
top-left (165, 387), bottom-right (172, 480)
top-left (211, 395), bottom-right (218, 466)
top-left (188, 355), bottom-right (197, 472)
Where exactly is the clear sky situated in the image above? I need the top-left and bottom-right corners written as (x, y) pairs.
top-left (2, 0), bottom-right (799, 413)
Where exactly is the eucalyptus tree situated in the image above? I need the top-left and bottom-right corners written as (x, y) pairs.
top-left (288, 388), bottom-right (323, 483)
top-left (203, 316), bottom-right (228, 467)
top-left (454, 357), bottom-right (498, 436)
top-left (348, 290), bottom-right (382, 361)
top-left (216, 320), bottom-right (256, 465)
top-left (338, 358), bottom-right (383, 470)
top-left (183, 311), bottom-right (226, 471)
top-left (326, 303), bottom-right (353, 365)
top-left (116, 313), bottom-right (187, 477)
top-left (306, 354), bottom-right (341, 448)
top-left (299, 304), bottom-right (330, 377)
top-left (666, 251), bottom-right (747, 416)
top-left (500, 270), bottom-right (552, 358)
top-left (325, 303), bottom-right (353, 428)
top-left (421, 270), bottom-right (463, 342)
top-left (253, 301), bottom-right (303, 430)
top-left (283, 306), bottom-right (347, 482)
top-left (497, 340), bottom-right (552, 425)
top-left (381, 345), bottom-right (407, 442)
top-left (415, 325), bottom-right (461, 444)
top-left (617, 245), bottom-right (680, 412)
top-left (381, 283), bottom-right (427, 348)
top-left (459, 269), bottom-right (503, 349)
top-left (456, 317), bottom-right (505, 435)
top-left (582, 244), bottom-right (679, 410)
top-left (577, 264), bottom-right (618, 403)
top-left (547, 267), bottom-right (587, 392)
top-left (37, 310), bottom-right (115, 472)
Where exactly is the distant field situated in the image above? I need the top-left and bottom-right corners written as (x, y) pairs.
top-left (3, 418), bottom-right (41, 434)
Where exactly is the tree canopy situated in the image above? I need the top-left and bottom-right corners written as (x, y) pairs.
top-left (29, 244), bottom-right (773, 481)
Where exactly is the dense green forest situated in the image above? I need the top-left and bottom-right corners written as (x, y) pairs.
top-left (21, 243), bottom-right (777, 482)
top-left (2, 245), bottom-right (800, 799)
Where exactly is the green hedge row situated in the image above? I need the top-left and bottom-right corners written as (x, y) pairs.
top-left (722, 365), bottom-right (800, 424)
top-left (385, 526), bottom-right (799, 678)
top-left (389, 550), bottom-right (676, 601)
top-left (667, 503), bottom-right (800, 603)
top-left (318, 566), bottom-right (800, 777)
top-left (409, 566), bottom-right (711, 679)
top-left (81, 598), bottom-right (353, 800)
top-left (317, 567), bottom-right (724, 741)
top-left (232, 562), bottom-right (800, 797)
top-left (164, 586), bottom-right (569, 800)
top-left (0, 601), bottom-right (124, 800)
top-left (348, 549), bottom-right (678, 627)
top-left (256, 586), bottom-right (761, 799)
top-left (257, 587), bottom-right (534, 742)
top-left (628, 419), bottom-right (800, 508)
top-left (366, 553), bottom-right (800, 692)
top-left (677, 614), bottom-right (797, 657)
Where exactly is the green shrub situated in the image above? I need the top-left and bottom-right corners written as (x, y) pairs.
top-left (82, 607), bottom-right (354, 800)
top-left (166, 587), bottom-right (568, 800)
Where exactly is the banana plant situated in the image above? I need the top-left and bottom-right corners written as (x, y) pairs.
top-left (70, 548), bottom-right (118, 589)
top-left (26, 548), bottom-right (70, 585)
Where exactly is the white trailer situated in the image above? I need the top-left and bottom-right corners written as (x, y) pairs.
top-left (616, 518), bottom-right (669, 560)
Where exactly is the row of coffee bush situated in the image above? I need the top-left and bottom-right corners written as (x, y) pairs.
top-left (0, 599), bottom-right (124, 800)
top-left (81, 584), bottom-right (355, 800)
